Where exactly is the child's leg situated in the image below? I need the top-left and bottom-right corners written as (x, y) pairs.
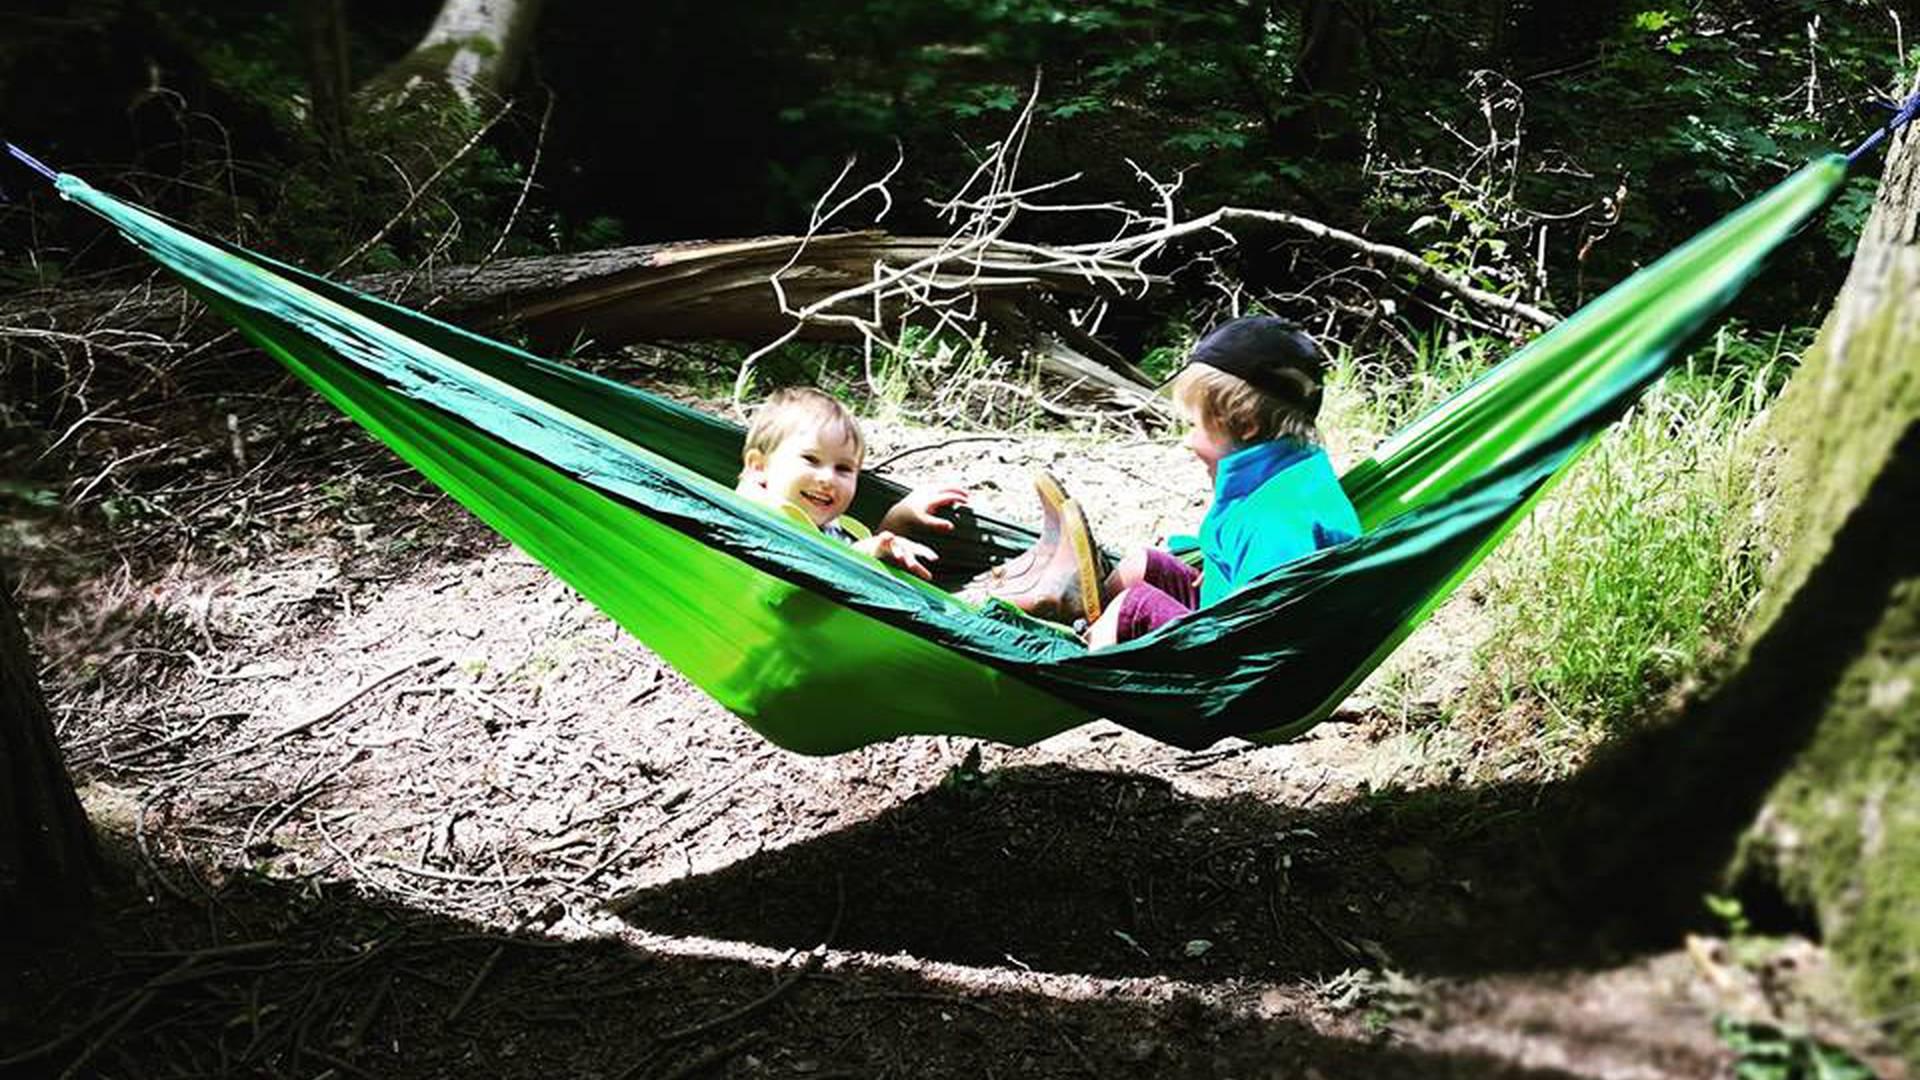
top-left (1086, 582), bottom-right (1196, 649)
top-left (1134, 548), bottom-right (1202, 607)
top-left (1103, 548), bottom-right (1150, 596)
top-left (1104, 546), bottom-right (1201, 598)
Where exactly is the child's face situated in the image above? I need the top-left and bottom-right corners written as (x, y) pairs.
top-left (1181, 410), bottom-right (1240, 479)
top-left (745, 428), bottom-right (861, 527)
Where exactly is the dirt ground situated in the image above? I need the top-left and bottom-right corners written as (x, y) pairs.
top-left (3, 380), bottom-right (1908, 1079)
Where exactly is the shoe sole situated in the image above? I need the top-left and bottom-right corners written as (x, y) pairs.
top-left (1060, 498), bottom-right (1103, 625)
top-left (1035, 469), bottom-right (1070, 514)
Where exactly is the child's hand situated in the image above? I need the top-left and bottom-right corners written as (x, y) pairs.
top-left (854, 531), bottom-right (939, 580)
top-left (879, 485), bottom-right (971, 536)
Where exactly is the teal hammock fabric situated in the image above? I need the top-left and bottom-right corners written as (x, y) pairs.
top-left (51, 156), bottom-right (1847, 754)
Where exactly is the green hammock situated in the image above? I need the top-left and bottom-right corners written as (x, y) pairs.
top-left (53, 156), bottom-right (1847, 754)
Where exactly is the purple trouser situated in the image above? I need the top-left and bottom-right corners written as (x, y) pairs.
top-left (1115, 548), bottom-right (1203, 642)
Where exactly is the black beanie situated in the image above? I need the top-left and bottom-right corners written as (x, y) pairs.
top-left (1186, 316), bottom-right (1325, 418)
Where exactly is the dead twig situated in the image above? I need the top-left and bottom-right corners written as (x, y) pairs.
top-left (644, 875), bottom-right (844, 1062)
top-left (330, 98), bottom-right (516, 275)
top-left (430, 88), bottom-right (556, 311)
top-left (445, 945), bottom-right (506, 1024)
top-left (241, 746), bottom-right (369, 854)
top-left (867, 435), bottom-right (1021, 474)
top-left (651, 1031), bottom-right (765, 1080)
top-left (186, 654), bottom-right (448, 771)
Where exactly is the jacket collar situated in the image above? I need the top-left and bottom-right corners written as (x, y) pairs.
top-left (1213, 438), bottom-right (1313, 502)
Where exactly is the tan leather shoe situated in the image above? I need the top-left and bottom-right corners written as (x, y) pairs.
top-left (968, 469), bottom-right (1070, 591)
top-left (994, 497), bottom-right (1106, 626)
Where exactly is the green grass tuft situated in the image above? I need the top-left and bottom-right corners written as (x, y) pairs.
top-left (1468, 346), bottom-right (1789, 744)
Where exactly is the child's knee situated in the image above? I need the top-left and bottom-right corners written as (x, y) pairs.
top-left (1086, 590), bottom-right (1128, 649)
top-left (1111, 548), bottom-right (1152, 590)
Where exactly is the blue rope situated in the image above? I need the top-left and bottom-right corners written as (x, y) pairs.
top-left (1846, 87), bottom-right (1920, 167)
top-left (5, 142), bottom-right (60, 183)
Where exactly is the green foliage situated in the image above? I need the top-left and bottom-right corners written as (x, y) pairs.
top-left (1706, 892), bottom-right (1754, 937)
top-left (1713, 1016), bottom-right (1878, 1080)
top-left (938, 743), bottom-right (999, 794)
top-left (1323, 325), bottom-right (1496, 445)
top-left (1821, 177), bottom-right (1882, 259)
top-left (1470, 332), bottom-right (1795, 740)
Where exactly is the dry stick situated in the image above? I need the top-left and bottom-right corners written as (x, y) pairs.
top-left (188, 655), bottom-right (448, 771)
top-left (867, 435), bottom-right (1020, 473)
top-left (739, 79), bottom-right (1147, 408)
top-left (133, 788), bottom-right (192, 902)
top-left (371, 858), bottom-right (537, 887)
top-left (1052, 1022), bottom-right (1101, 1079)
top-left (445, 945), bottom-right (506, 1024)
top-left (599, 773), bottom-right (753, 911)
top-left (302, 1047), bottom-right (381, 1080)
top-left (241, 747), bottom-right (369, 853)
top-left (1064, 205), bottom-right (1561, 331)
top-left (836, 990), bottom-right (1002, 1018)
top-left (430, 89), bottom-right (556, 311)
top-left (0, 987), bottom-right (140, 1069)
top-left (335, 972), bottom-right (391, 1055)
top-left (105, 709), bottom-right (245, 763)
top-left (653, 1032), bottom-right (766, 1080)
top-left (653, 875), bottom-right (846, 1047)
top-left (653, 950), bottom-right (825, 1049)
top-left (8, 950), bottom-right (253, 1073)
top-left (56, 991), bottom-right (157, 1080)
top-left (117, 940), bottom-right (286, 961)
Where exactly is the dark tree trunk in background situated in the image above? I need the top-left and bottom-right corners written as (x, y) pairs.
top-left (1286, 0), bottom-right (1373, 158)
top-left (299, 0), bottom-right (352, 159)
top-left (0, 572), bottom-right (98, 937)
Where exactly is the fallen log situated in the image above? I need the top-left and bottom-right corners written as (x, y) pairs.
top-left (5, 231), bottom-right (1168, 407)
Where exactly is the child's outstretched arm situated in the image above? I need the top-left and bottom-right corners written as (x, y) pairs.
top-left (878, 485), bottom-right (970, 536)
top-left (853, 531), bottom-right (940, 580)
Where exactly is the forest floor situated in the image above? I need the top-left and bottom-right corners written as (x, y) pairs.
top-left (4, 376), bottom-right (1908, 1079)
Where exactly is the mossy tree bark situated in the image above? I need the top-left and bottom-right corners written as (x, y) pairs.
top-left (1726, 115), bottom-right (1920, 1059)
top-left (1540, 102), bottom-right (1920, 1068)
top-left (0, 571), bottom-right (98, 937)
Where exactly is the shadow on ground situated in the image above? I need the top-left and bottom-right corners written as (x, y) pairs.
top-left (0, 837), bottom-right (1591, 1080)
top-left (611, 765), bottom-right (1616, 983)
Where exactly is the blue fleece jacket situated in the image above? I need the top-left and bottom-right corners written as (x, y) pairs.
top-left (1190, 439), bottom-right (1360, 607)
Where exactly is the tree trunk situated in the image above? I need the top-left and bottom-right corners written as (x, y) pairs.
top-left (1545, 109), bottom-right (1920, 1068)
top-left (1286, 0), bottom-right (1373, 158)
top-left (0, 570), bottom-right (98, 936)
top-left (3, 232), bottom-right (1169, 408)
top-left (299, 0), bottom-right (353, 159)
top-left (1725, 112), bottom-right (1920, 1064)
top-left (364, 0), bottom-right (543, 111)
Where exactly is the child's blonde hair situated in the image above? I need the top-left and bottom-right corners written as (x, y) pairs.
top-left (742, 387), bottom-right (866, 470)
top-left (1170, 362), bottom-right (1320, 445)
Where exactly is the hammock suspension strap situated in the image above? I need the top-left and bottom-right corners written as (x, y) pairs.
top-left (5, 142), bottom-right (59, 183)
top-left (1846, 84), bottom-right (1920, 166)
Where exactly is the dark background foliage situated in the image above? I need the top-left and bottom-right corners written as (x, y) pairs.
top-left (0, 0), bottom-right (1910, 326)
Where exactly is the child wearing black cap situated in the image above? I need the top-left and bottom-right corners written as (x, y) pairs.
top-left (1087, 315), bottom-right (1361, 645)
top-left (975, 315), bottom-right (1360, 643)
